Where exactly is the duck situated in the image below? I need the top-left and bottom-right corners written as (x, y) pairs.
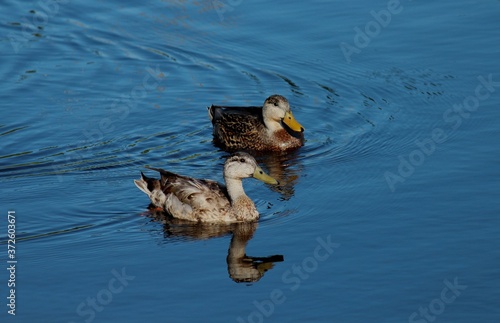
top-left (208, 94), bottom-right (305, 151)
top-left (134, 152), bottom-right (279, 223)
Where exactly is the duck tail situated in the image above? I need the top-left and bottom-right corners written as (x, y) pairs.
top-left (134, 172), bottom-right (152, 196)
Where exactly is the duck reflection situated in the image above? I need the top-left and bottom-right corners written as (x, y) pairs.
top-left (226, 222), bottom-right (284, 283)
top-left (252, 149), bottom-right (303, 201)
top-left (146, 209), bottom-right (284, 283)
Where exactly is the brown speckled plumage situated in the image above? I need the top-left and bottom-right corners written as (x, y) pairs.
top-left (208, 95), bottom-right (304, 151)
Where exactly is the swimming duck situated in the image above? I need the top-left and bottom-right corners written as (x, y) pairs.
top-left (208, 94), bottom-right (305, 151)
top-left (134, 152), bottom-right (278, 223)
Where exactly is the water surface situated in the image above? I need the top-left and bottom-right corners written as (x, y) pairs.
top-left (1, 0), bottom-right (499, 322)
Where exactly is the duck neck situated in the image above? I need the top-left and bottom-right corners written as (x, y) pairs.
top-left (262, 108), bottom-right (282, 133)
top-left (263, 118), bottom-right (282, 134)
top-left (224, 176), bottom-right (259, 221)
top-left (224, 176), bottom-right (247, 202)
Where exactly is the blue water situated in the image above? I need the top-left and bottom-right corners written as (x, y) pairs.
top-left (1, 0), bottom-right (499, 322)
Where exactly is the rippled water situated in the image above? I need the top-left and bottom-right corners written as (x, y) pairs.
top-left (1, 1), bottom-right (499, 322)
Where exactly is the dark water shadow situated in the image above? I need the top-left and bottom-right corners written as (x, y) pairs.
top-left (145, 209), bottom-right (284, 284)
top-left (253, 149), bottom-right (303, 201)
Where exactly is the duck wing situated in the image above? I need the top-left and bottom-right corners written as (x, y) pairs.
top-left (146, 166), bottom-right (231, 221)
top-left (208, 106), bottom-right (266, 150)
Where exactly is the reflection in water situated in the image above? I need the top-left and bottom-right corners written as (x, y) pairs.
top-left (254, 149), bottom-right (303, 201)
top-left (146, 209), bottom-right (284, 283)
top-left (226, 222), bottom-right (284, 283)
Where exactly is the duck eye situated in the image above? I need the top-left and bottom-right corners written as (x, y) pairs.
top-left (273, 102), bottom-right (278, 107)
top-left (239, 158), bottom-right (246, 163)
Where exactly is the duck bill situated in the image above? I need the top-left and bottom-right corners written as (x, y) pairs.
top-left (253, 166), bottom-right (279, 185)
top-left (283, 111), bottom-right (304, 132)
